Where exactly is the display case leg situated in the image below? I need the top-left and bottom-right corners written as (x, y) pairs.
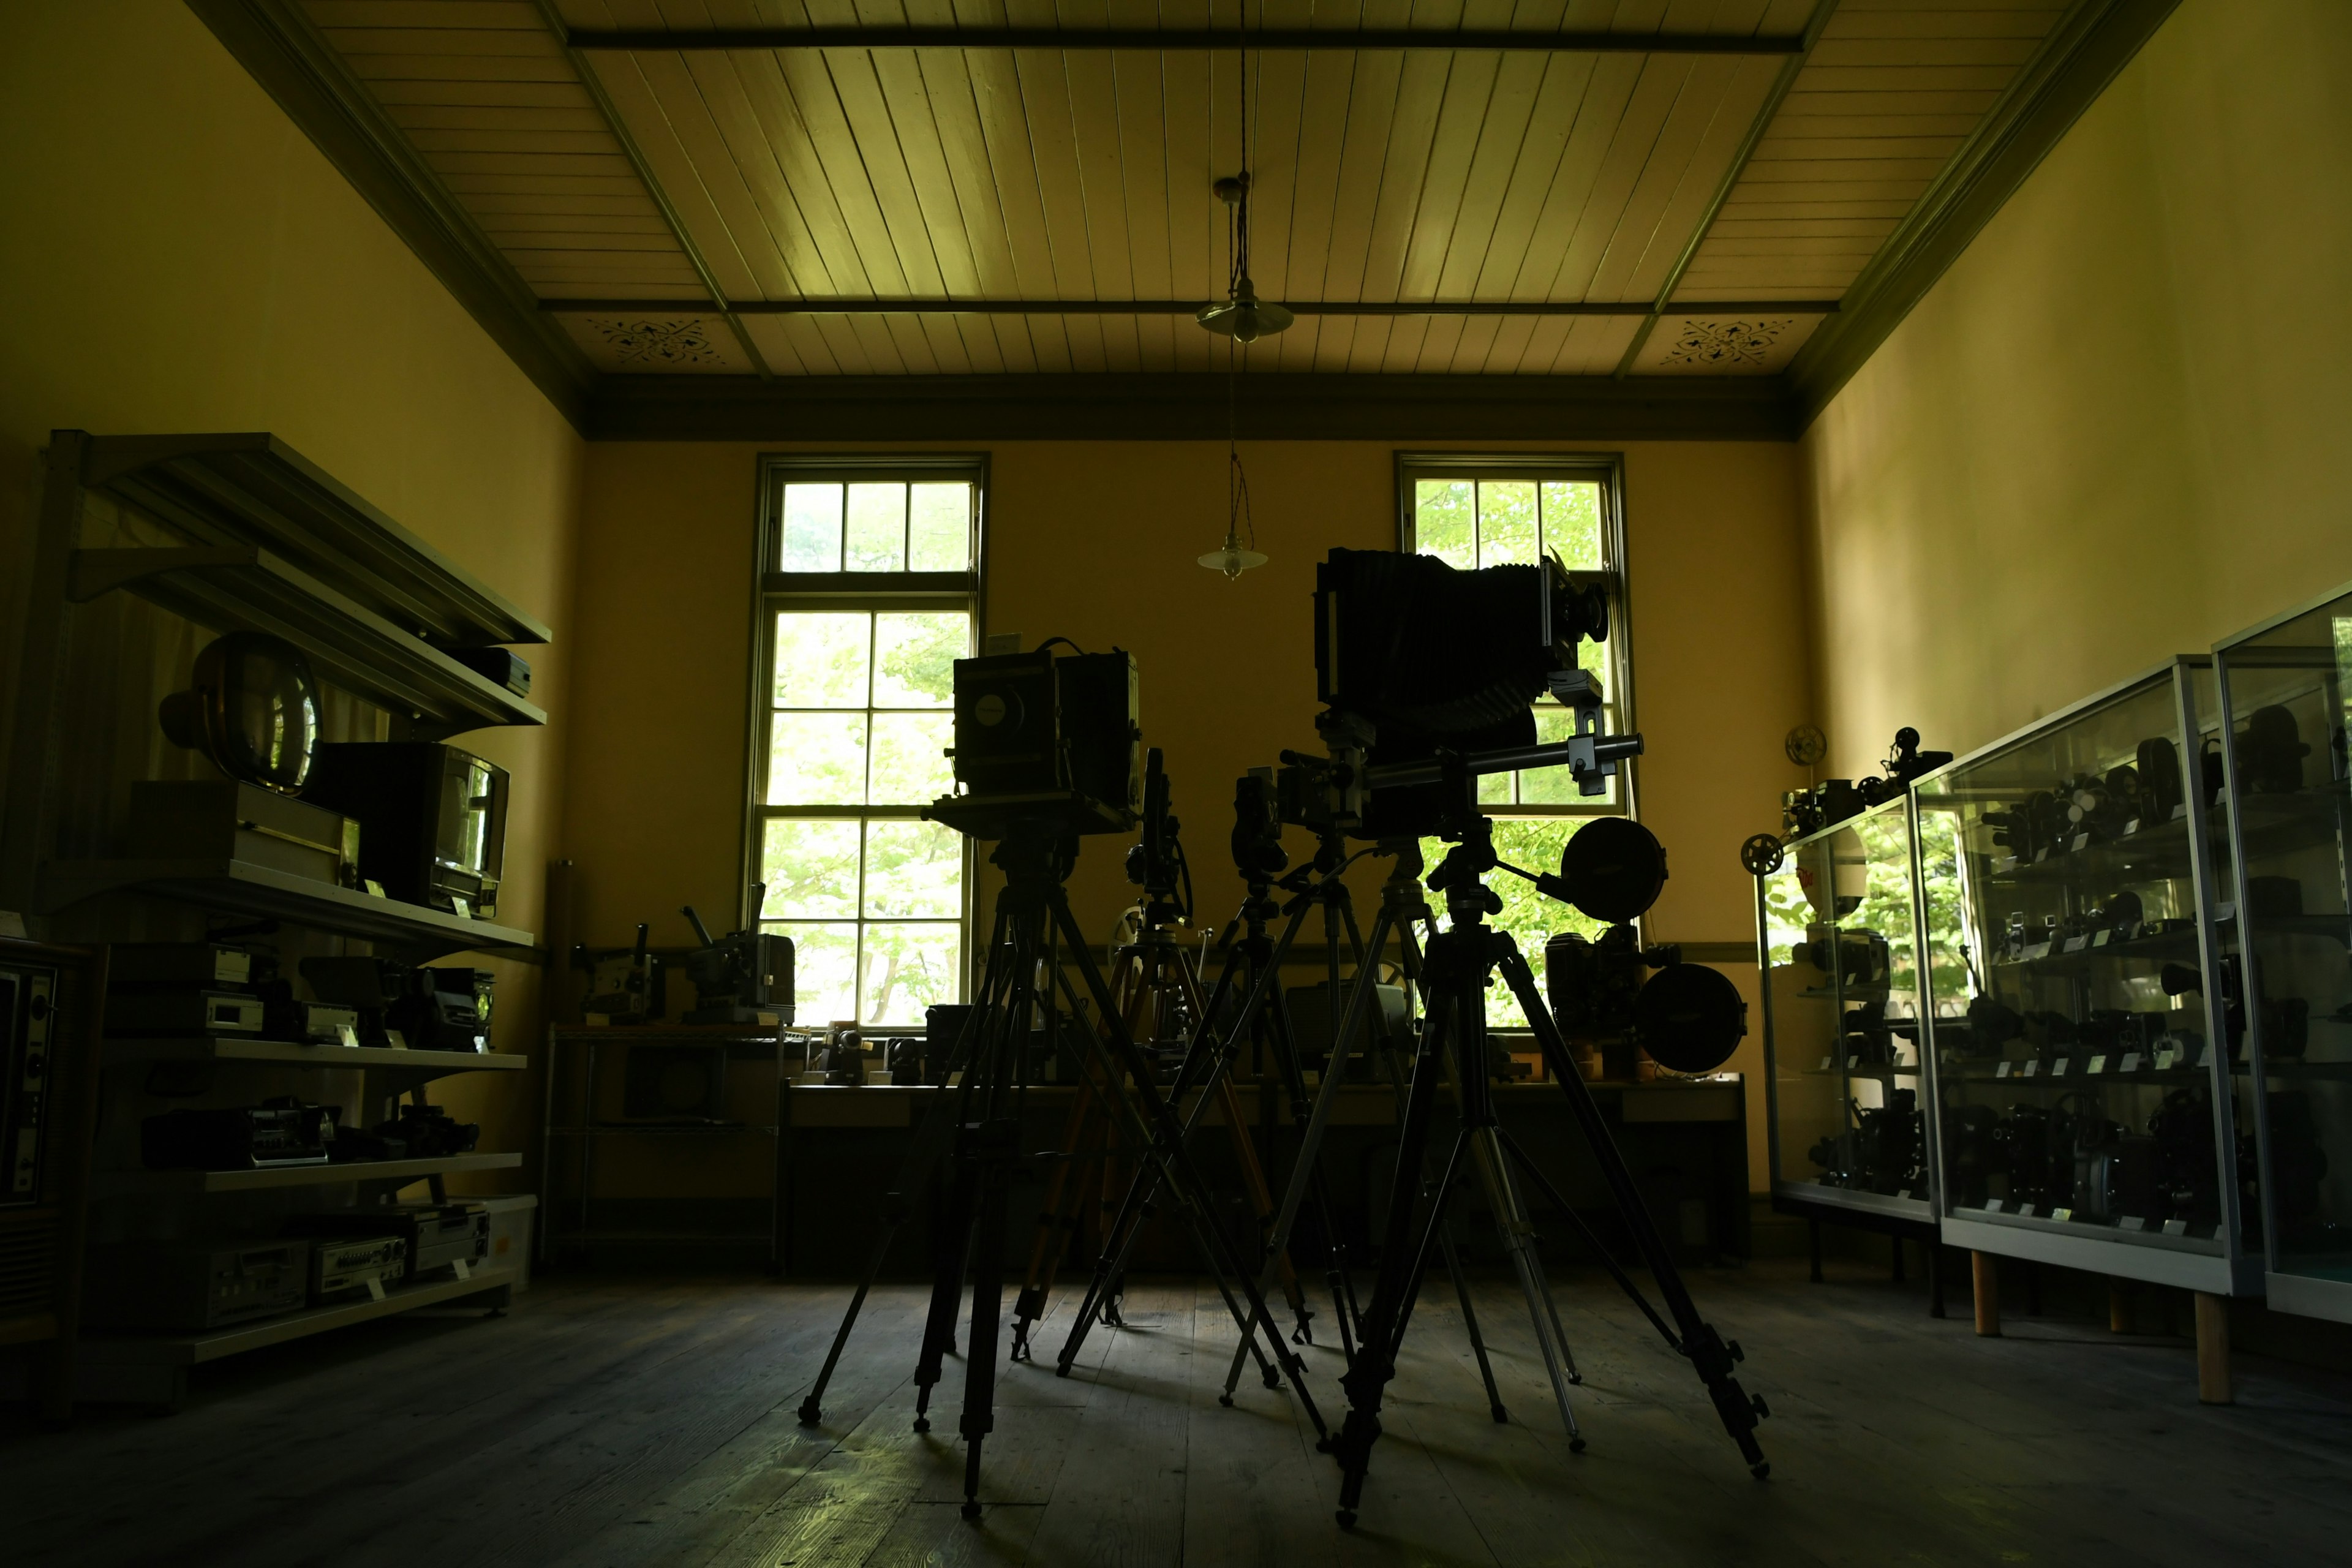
top-left (1970, 1252), bottom-right (2000, 1337)
top-left (1807, 1219), bottom-right (1822, 1284)
top-left (1891, 1237), bottom-right (1905, 1283)
top-left (2195, 1292), bottom-right (2233, 1406)
top-left (1927, 1242), bottom-right (1946, 1320)
top-left (2109, 1282), bottom-right (2133, 1335)
top-left (2024, 1262), bottom-right (2041, 1317)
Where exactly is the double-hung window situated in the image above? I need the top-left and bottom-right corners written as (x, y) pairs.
top-left (1398, 455), bottom-right (1632, 1026)
top-left (748, 459), bottom-right (982, 1028)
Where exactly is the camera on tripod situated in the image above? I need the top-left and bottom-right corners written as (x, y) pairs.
top-left (932, 639), bottom-right (1142, 838)
top-left (1275, 549), bottom-right (1637, 840)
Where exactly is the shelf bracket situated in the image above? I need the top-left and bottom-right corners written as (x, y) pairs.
top-left (67, 546), bottom-right (262, 603)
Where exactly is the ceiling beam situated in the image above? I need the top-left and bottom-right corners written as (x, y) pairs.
top-left (1613, 0), bottom-right (1844, 376)
top-left (543, 298), bottom-right (1839, 318)
top-left (1787, 0), bottom-right (2183, 424)
top-left (532, 1), bottom-right (772, 378)
top-left (587, 373), bottom-right (1800, 443)
top-left (187, 0), bottom-right (595, 429)
top-left (565, 28), bottom-right (1806, 56)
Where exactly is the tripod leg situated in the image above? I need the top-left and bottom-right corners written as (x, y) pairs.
top-left (1335, 1123), bottom-right (1473, 1527)
top-left (1472, 1128), bottom-right (1583, 1442)
top-left (1329, 990), bottom-right (1457, 1525)
top-left (1438, 1223), bottom-right (1506, 1423)
top-left (1011, 1073), bottom-right (1097, 1361)
top-left (1055, 931), bottom-right (1301, 1377)
top-left (1499, 946), bottom-right (1772, 1479)
top-left (957, 1155), bottom-right (1014, 1520)
top-left (1496, 1128), bottom-right (1679, 1351)
top-left (1218, 907), bottom-right (1401, 1398)
top-left (1050, 904), bottom-right (1330, 1439)
top-left (913, 1163), bottom-right (981, 1434)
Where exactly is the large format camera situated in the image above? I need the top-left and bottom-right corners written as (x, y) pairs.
top-left (935, 641), bottom-right (1142, 836)
top-left (1275, 549), bottom-right (1632, 840)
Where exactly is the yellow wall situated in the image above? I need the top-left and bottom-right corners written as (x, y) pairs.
top-left (0, 1), bottom-right (584, 1172)
top-left (1800, 0), bottom-right (2352, 774)
top-left (571, 438), bottom-right (1811, 1187)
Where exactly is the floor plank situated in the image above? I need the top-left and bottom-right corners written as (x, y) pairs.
top-left (6, 1259), bottom-right (2351, 1566)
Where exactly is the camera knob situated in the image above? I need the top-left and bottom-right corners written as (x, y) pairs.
top-left (1727, 1340), bottom-right (1744, 1363)
top-left (1752, 1395), bottom-right (1771, 1419)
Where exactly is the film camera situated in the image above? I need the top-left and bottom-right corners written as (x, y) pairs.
top-left (1808, 1088), bottom-right (1926, 1196)
top-left (300, 957), bottom-right (491, 1052)
top-left (1782, 727), bottom-right (1950, 835)
top-left (933, 639), bottom-right (1141, 836)
top-left (1538, 818), bottom-right (1749, 1078)
top-left (679, 902), bottom-right (794, 1025)
top-left (1275, 549), bottom-right (1631, 840)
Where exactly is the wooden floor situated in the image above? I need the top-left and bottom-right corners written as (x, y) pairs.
top-left (6, 1257), bottom-right (2351, 1566)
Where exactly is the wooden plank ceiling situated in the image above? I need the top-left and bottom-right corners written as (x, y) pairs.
top-left (303, 0), bottom-right (2068, 378)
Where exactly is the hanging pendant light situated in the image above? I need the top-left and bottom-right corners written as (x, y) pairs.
top-left (1197, 18), bottom-right (1274, 579)
top-left (1196, 175), bottom-right (1294, 343)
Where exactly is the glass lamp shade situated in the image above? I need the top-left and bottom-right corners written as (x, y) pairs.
top-left (1196, 276), bottom-right (1294, 343)
top-left (157, 631), bottom-right (321, 793)
top-left (1198, 533), bottom-right (1269, 579)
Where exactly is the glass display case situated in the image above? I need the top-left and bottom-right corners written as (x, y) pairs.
top-left (1916, 659), bottom-right (2260, 1294)
top-left (2212, 587), bottom-right (2352, 1322)
top-left (1757, 795), bottom-right (1937, 1227)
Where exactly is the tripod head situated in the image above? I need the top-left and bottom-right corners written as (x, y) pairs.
top-left (1122, 747), bottom-right (1192, 929)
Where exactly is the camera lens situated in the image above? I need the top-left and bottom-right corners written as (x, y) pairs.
top-left (1634, 963), bottom-right (1747, 1074)
top-left (1557, 816), bottom-right (1668, 924)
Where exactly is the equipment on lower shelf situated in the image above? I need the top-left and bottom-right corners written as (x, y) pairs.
top-left (142, 1099), bottom-right (337, 1169)
top-left (303, 1234), bottom-right (408, 1303)
top-left (288, 1202), bottom-right (488, 1283)
top-left (83, 1238), bottom-right (311, 1331)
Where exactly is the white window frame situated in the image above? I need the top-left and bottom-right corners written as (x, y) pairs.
top-left (742, 454), bottom-right (987, 1025)
top-left (1393, 452), bottom-right (1637, 819)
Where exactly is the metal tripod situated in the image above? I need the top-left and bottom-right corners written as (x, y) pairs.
top-left (791, 816), bottom-right (1331, 1518)
top-left (1325, 816), bottom-right (1772, 1529)
top-left (1215, 841), bottom-right (1581, 1439)
top-left (1049, 830), bottom-right (1381, 1381)
top-left (1006, 902), bottom-right (1308, 1363)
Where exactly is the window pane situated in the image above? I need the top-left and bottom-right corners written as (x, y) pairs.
top-left (1478, 769), bottom-right (1513, 805)
top-left (1420, 819), bottom-right (1608, 1029)
top-left (780, 483), bottom-right (844, 571)
top-left (863, 819), bottom-right (962, 918)
top-left (1540, 481), bottom-right (1604, 568)
top-left (872, 611), bottom-right (965, 708)
top-left (769, 921), bottom-right (858, 1024)
top-left (1477, 481), bottom-right (1539, 566)
top-left (1415, 480), bottom-right (1474, 568)
top-left (758, 818), bottom-right (862, 919)
top-left (1575, 628), bottom-right (1610, 698)
top-left (773, 612), bottom-right (872, 708)
top-left (767, 712), bottom-right (868, 804)
top-left (910, 483), bottom-right (971, 571)
top-left (869, 711), bottom-right (954, 804)
top-left (862, 922), bottom-right (962, 1027)
top-left (845, 482), bottom-right (908, 571)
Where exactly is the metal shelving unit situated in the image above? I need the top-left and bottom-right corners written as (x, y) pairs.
top-left (0, 429), bottom-right (550, 1415)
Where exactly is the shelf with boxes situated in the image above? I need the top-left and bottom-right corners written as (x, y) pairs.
top-left (0, 431), bottom-right (551, 1418)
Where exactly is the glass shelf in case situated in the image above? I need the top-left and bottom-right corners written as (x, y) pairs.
top-left (1915, 658), bottom-right (2260, 1295)
top-left (1755, 794), bottom-right (1935, 1224)
top-left (2214, 584), bottom-right (2352, 1323)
